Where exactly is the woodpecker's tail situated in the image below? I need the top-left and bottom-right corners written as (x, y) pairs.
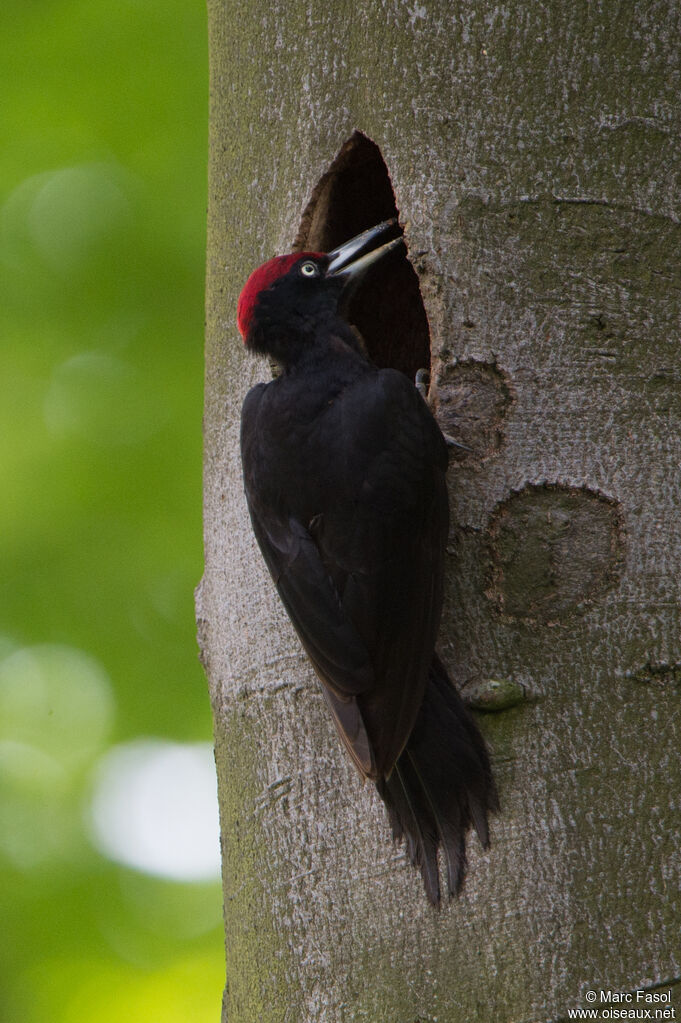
top-left (376, 653), bottom-right (498, 906)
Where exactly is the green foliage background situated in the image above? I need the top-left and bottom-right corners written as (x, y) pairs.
top-left (0, 1), bottom-right (223, 1018)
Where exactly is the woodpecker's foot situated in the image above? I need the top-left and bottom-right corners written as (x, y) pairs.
top-left (415, 368), bottom-right (430, 400)
top-left (442, 431), bottom-right (473, 453)
top-left (415, 368), bottom-right (472, 452)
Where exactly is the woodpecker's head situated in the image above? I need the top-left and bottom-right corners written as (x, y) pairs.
top-left (237, 219), bottom-right (403, 359)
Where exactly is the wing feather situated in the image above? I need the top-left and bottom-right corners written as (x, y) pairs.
top-left (241, 365), bottom-right (448, 781)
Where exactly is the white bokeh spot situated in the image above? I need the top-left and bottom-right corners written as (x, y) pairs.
top-left (89, 740), bottom-right (221, 882)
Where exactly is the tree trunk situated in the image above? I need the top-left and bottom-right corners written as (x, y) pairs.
top-left (198, 2), bottom-right (681, 1019)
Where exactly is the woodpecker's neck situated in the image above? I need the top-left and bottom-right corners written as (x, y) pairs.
top-left (245, 272), bottom-right (359, 369)
top-left (299, 320), bottom-right (370, 374)
top-left (248, 306), bottom-right (367, 375)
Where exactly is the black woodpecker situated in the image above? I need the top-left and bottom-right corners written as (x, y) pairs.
top-left (237, 219), bottom-right (498, 905)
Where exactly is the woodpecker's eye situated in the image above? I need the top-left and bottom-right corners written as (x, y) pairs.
top-left (299, 261), bottom-right (318, 277)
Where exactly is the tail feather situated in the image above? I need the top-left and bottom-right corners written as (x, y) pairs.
top-left (393, 761), bottom-right (441, 904)
top-left (406, 747), bottom-right (467, 899)
top-left (376, 653), bottom-right (498, 906)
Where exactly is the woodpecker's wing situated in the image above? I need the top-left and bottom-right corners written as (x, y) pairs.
top-left (241, 383), bottom-right (377, 777)
top-left (241, 368), bottom-right (449, 780)
top-left (246, 503), bottom-right (374, 695)
top-left (245, 494), bottom-right (378, 778)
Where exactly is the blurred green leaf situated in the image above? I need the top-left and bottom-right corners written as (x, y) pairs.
top-left (0, 1), bottom-right (221, 1020)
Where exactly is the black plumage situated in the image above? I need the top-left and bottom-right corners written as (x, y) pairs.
top-left (237, 227), bottom-right (497, 904)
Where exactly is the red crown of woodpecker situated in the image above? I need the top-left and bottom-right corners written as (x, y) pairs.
top-left (237, 253), bottom-right (322, 340)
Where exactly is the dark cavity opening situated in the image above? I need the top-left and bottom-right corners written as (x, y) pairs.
top-left (294, 131), bottom-right (431, 379)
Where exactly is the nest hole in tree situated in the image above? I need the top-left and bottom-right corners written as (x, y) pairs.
top-left (294, 131), bottom-right (431, 380)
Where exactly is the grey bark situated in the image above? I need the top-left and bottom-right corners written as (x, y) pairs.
top-left (198, 2), bottom-right (681, 1020)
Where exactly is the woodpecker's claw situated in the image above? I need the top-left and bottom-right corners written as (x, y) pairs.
top-left (415, 369), bottom-right (472, 453)
top-left (443, 432), bottom-right (473, 453)
top-left (415, 368), bottom-right (430, 400)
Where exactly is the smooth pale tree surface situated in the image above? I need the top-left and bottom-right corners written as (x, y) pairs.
top-left (1, 2), bottom-right (223, 1021)
top-left (202, 1), bottom-right (681, 1021)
